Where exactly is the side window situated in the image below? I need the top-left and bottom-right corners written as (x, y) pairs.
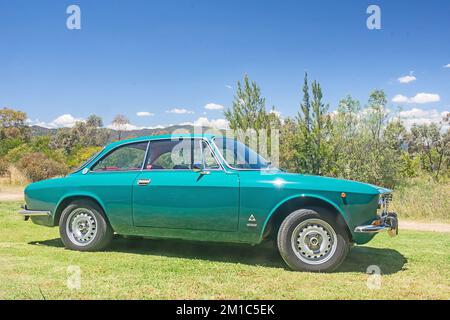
top-left (146, 139), bottom-right (220, 170)
top-left (92, 142), bottom-right (148, 171)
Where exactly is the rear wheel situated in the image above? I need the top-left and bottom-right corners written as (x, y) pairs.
top-left (277, 208), bottom-right (349, 272)
top-left (59, 200), bottom-right (113, 251)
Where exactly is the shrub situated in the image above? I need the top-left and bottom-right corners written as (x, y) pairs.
top-left (0, 157), bottom-right (8, 176)
top-left (17, 152), bottom-right (68, 182)
top-left (0, 137), bottom-right (23, 157)
top-left (4, 143), bottom-right (33, 163)
top-left (66, 145), bottom-right (103, 169)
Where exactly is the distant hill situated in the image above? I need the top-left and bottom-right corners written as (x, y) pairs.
top-left (30, 125), bottom-right (57, 136)
top-left (29, 124), bottom-right (213, 142)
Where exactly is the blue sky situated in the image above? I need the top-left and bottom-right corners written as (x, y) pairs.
top-left (1, 0), bottom-right (449, 129)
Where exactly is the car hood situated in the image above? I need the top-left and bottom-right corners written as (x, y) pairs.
top-left (244, 170), bottom-right (390, 195)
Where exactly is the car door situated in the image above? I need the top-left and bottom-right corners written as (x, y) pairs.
top-left (86, 141), bottom-right (149, 228)
top-left (132, 138), bottom-right (239, 232)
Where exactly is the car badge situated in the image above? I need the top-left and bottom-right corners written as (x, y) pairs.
top-left (247, 214), bottom-right (257, 227)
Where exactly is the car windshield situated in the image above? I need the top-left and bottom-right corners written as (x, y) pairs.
top-left (213, 137), bottom-right (273, 170)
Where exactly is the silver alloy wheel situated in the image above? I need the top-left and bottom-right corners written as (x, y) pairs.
top-left (66, 208), bottom-right (98, 246)
top-left (291, 218), bottom-right (338, 265)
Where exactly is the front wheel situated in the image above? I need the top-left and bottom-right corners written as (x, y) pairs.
top-left (59, 200), bottom-right (113, 251)
top-left (277, 208), bottom-right (349, 272)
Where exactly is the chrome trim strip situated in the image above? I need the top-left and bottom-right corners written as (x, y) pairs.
top-left (18, 209), bottom-right (51, 217)
top-left (141, 141), bottom-right (151, 170)
top-left (354, 225), bottom-right (390, 233)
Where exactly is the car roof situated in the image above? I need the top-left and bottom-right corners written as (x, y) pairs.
top-left (105, 133), bottom-right (221, 150)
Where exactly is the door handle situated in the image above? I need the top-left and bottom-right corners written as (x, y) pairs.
top-left (137, 179), bottom-right (151, 186)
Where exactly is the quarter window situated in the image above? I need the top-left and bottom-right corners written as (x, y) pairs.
top-left (92, 142), bottom-right (148, 171)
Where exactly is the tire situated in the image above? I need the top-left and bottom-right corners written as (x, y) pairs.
top-left (277, 208), bottom-right (349, 272)
top-left (59, 199), bottom-right (113, 251)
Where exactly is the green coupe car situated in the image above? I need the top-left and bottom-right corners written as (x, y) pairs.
top-left (19, 134), bottom-right (398, 272)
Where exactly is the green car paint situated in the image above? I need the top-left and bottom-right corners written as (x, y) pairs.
top-left (23, 134), bottom-right (389, 245)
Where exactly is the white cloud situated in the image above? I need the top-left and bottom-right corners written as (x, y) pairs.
top-left (108, 123), bottom-right (141, 131)
top-left (193, 117), bottom-right (229, 129)
top-left (106, 123), bottom-right (165, 131)
top-left (443, 64), bottom-right (450, 68)
top-left (136, 111), bottom-right (155, 117)
top-left (396, 108), bottom-right (449, 129)
top-left (410, 93), bottom-right (440, 104)
top-left (392, 93), bottom-right (440, 104)
top-left (397, 74), bottom-right (416, 84)
top-left (166, 108), bottom-right (195, 114)
top-left (225, 85), bottom-right (233, 90)
top-left (392, 94), bottom-right (409, 103)
top-left (204, 103), bottom-right (224, 110)
top-left (52, 114), bottom-right (84, 128)
top-left (28, 114), bottom-right (85, 128)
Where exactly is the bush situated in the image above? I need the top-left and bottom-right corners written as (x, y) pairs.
top-left (17, 153), bottom-right (68, 182)
top-left (0, 137), bottom-right (23, 157)
top-left (0, 157), bottom-right (8, 176)
top-left (4, 143), bottom-right (33, 164)
top-left (66, 145), bottom-right (103, 169)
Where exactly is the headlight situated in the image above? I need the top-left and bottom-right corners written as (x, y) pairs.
top-left (378, 193), bottom-right (393, 213)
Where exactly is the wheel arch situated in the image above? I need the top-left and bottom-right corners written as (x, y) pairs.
top-left (259, 194), bottom-right (351, 242)
top-left (53, 193), bottom-right (108, 227)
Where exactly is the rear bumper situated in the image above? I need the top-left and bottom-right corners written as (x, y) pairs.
top-left (18, 205), bottom-right (51, 221)
top-left (354, 212), bottom-right (398, 237)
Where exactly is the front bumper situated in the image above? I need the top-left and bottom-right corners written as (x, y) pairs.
top-left (18, 204), bottom-right (51, 221)
top-left (354, 212), bottom-right (398, 237)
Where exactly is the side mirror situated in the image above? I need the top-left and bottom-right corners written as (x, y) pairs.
top-left (192, 163), bottom-right (203, 172)
top-left (192, 163), bottom-right (210, 175)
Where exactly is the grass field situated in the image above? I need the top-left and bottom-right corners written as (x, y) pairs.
top-left (391, 176), bottom-right (450, 222)
top-left (0, 201), bottom-right (449, 300)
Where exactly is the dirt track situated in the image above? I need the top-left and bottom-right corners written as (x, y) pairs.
top-left (0, 192), bottom-right (23, 202)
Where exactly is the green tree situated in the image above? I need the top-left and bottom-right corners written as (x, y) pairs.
top-left (50, 115), bottom-right (109, 155)
top-left (366, 90), bottom-right (388, 147)
top-left (0, 107), bottom-right (29, 140)
top-left (225, 75), bottom-right (280, 131)
top-left (408, 123), bottom-right (449, 179)
top-left (330, 95), bottom-right (365, 179)
top-left (294, 73), bottom-right (333, 175)
top-left (86, 114), bottom-right (103, 128)
top-left (330, 91), bottom-right (407, 187)
top-left (224, 75), bottom-right (280, 161)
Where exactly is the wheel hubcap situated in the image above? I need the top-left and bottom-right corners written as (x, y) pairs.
top-left (291, 218), bottom-right (338, 265)
top-left (66, 209), bottom-right (98, 246)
